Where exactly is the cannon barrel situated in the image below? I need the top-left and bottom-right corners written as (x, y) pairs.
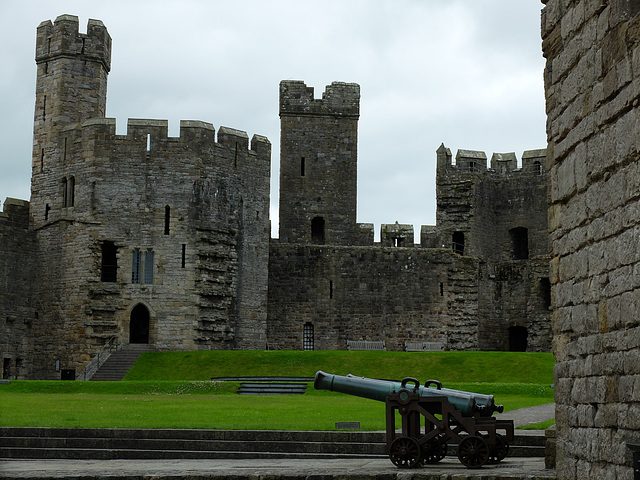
top-left (314, 371), bottom-right (503, 417)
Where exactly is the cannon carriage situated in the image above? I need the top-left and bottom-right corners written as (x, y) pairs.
top-left (314, 371), bottom-right (514, 469)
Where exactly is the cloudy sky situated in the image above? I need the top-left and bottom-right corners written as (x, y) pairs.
top-left (0, 1), bottom-right (546, 240)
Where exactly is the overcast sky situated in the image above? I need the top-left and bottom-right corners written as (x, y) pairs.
top-left (0, 1), bottom-right (546, 240)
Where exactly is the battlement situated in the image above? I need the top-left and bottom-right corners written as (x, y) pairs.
top-left (279, 81), bottom-right (360, 118)
top-left (36, 15), bottom-right (111, 72)
top-left (380, 222), bottom-right (414, 247)
top-left (76, 118), bottom-right (269, 157)
top-left (0, 198), bottom-right (30, 230)
top-left (436, 143), bottom-right (547, 177)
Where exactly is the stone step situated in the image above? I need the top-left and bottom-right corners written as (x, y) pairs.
top-left (0, 428), bottom-right (547, 461)
top-left (237, 382), bottom-right (308, 395)
top-left (90, 344), bottom-right (154, 381)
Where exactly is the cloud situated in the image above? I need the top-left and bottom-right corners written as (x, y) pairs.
top-left (0, 1), bottom-right (546, 241)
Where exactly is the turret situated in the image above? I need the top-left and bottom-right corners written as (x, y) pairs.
top-left (278, 80), bottom-right (360, 245)
top-left (31, 15), bottom-right (111, 228)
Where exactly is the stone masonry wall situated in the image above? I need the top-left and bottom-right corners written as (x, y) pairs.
top-left (267, 243), bottom-right (479, 351)
top-left (542, 0), bottom-right (640, 478)
top-left (278, 81), bottom-right (365, 246)
top-left (4, 16), bottom-right (271, 379)
top-left (0, 199), bottom-right (35, 379)
top-left (436, 145), bottom-right (551, 352)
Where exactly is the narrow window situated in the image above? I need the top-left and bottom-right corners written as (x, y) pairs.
top-left (101, 241), bottom-right (117, 282)
top-left (164, 205), bottom-right (171, 235)
top-left (510, 227), bottom-right (529, 260)
top-left (311, 216), bottom-right (325, 244)
top-left (2, 358), bottom-right (10, 380)
top-left (68, 176), bottom-right (75, 207)
top-left (144, 250), bottom-right (154, 284)
top-left (534, 161), bottom-right (542, 175)
top-left (439, 282), bottom-right (444, 296)
top-left (452, 231), bottom-right (464, 255)
top-left (469, 161), bottom-right (476, 172)
top-left (329, 280), bottom-right (334, 299)
top-left (132, 249), bottom-right (141, 284)
top-left (181, 244), bottom-right (186, 268)
top-left (40, 149), bottom-right (44, 173)
top-left (45, 204), bottom-right (50, 220)
top-left (146, 134), bottom-right (151, 154)
top-left (44, 62), bottom-right (48, 74)
top-left (303, 323), bottom-right (314, 351)
top-left (42, 95), bottom-right (46, 121)
top-left (540, 277), bottom-right (551, 309)
top-left (81, 38), bottom-right (86, 54)
top-left (234, 142), bottom-right (239, 169)
top-left (62, 178), bottom-right (68, 207)
top-left (300, 157), bottom-right (306, 176)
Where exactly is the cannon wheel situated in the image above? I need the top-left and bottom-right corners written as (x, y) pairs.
top-left (420, 435), bottom-right (447, 464)
top-left (457, 435), bottom-right (489, 468)
top-left (487, 433), bottom-right (509, 464)
top-left (389, 436), bottom-right (421, 468)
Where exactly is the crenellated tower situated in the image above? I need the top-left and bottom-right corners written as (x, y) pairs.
top-left (31, 15), bottom-right (111, 229)
top-left (278, 81), bottom-right (361, 245)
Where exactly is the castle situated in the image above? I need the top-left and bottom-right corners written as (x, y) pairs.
top-left (0, 15), bottom-right (550, 380)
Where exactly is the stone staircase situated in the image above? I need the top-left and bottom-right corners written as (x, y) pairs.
top-left (89, 344), bottom-right (154, 381)
top-left (0, 428), bottom-right (547, 461)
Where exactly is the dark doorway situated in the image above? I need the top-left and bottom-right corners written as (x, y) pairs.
top-left (452, 231), bottom-right (465, 255)
top-left (311, 216), bottom-right (325, 244)
top-left (510, 227), bottom-right (529, 260)
top-left (509, 326), bottom-right (528, 352)
top-left (101, 241), bottom-right (117, 282)
top-left (130, 304), bottom-right (150, 344)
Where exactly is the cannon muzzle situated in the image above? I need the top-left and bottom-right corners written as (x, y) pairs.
top-left (314, 371), bottom-right (503, 417)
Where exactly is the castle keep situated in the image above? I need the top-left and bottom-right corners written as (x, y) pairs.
top-left (0, 15), bottom-right (550, 380)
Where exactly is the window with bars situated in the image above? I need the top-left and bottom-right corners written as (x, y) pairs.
top-left (303, 323), bottom-right (314, 351)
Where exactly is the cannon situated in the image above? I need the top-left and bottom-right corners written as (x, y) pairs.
top-left (314, 371), bottom-right (514, 469)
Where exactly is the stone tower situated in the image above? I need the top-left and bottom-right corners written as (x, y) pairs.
top-left (31, 15), bottom-right (111, 228)
top-left (7, 15), bottom-right (271, 379)
top-left (278, 81), bottom-right (361, 245)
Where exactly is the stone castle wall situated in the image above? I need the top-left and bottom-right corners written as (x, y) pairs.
top-left (267, 243), bottom-right (478, 351)
top-left (3, 16), bottom-right (271, 379)
top-left (0, 199), bottom-right (35, 378)
top-left (0, 15), bottom-right (551, 379)
top-left (542, 0), bottom-right (640, 477)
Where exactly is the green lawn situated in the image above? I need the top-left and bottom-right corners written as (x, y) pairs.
top-left (0, 351), bottom-right (555, 430)
top-left (125, 350), bottom-right (555, 384)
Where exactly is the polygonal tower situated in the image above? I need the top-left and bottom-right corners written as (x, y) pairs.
top-left (31, 15), bottom-right (111, 228)
top-left (278, 81), bottom-right (360, 245)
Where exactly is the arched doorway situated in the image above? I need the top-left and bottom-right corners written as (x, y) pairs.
top-left (130, 304), bottom-right (150, 344)
top-left (508, 326), bottom-right (528, 352)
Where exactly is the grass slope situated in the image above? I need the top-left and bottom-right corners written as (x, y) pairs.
top-left (124, 350), bottom-right (555, 384)
top-left (0, 351), bottom-right (555, 430)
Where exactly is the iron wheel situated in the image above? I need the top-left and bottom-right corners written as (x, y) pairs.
top-left (389, 436), bottom-right (421, 468)
top-left (421, 435), bottom-right (447, 464)
top-left (457, 435), bottom-right (489, 469)
top-left (488, 433), bottom-right (509, 463)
